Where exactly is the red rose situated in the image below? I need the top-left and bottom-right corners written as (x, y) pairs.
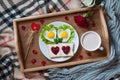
top-left (74, 15), bottom-right (88, 28)
top-left (31, 23), bottom-right (40, 31)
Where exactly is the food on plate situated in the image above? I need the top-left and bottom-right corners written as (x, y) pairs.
top-left (58, 29), bottom-right (71, 42)
top-left (40, 24), bottom-right (57, 44)
top-left (47, 43), bottom-right (74, 58)
top-left (44, 28), bottom-right (56, 42)
top-left (59, 43), bottom-right (74, 57)
top-left (40, 24), bottom-right (75, 44)
top-left (47, 44), bottom-right (61, 58)
top-left (57, 24), bottom-right (74, 43)
top-left (40, 22), bottom-right (75, 59)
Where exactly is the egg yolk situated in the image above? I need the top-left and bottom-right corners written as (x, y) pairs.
top-left (61, 31), bottom-right (68, 38)
top-left (47, 31), bottom-right (54, 38)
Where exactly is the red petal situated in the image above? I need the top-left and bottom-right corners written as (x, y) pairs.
top-left (79, 55), bottom-right (83, 60)
top-left (31, 23), bottom-right (40, 31)
top-left (40, 20), bottom-right (44, 25)
top-left (36, 24), bottom-right (40, 30)
top-left (41, 61), bottom-right (46, 66)
top-left (31, 59), bottom-right (37, 64)
top-left (31, 23), bottom-right (35, 31)
top-left (64, 16), bottom-right (69, 21)
top-left (21, 26), bottom-right (26, 30)
top-left (32, 50), bottom-right (37, 54)
top-left (86, 52), bottom-right (92, 56)
top-left (90, 21), bottom-right (95, 27)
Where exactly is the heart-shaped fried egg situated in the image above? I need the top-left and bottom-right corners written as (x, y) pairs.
top-left (58, 29), bottom-right (71, 42)
top-left (44, 28), bottom-right (56, 42)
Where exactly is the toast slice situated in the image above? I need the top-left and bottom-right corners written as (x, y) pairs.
top-left (47, 44), bottom-right (61, 58)
top-left (59, 43), bottom-right (74, 57)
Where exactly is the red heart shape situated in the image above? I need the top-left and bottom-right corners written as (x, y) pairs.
top-left (40, 20), bottom-right (44, 25)
top-left (64, 16), bottom-right (69, 21)
top-left (31, 59), bottom-right (37, 64)
top-left (86, 52), bottom-right (92, 56)
top-left (79, 55), bottom-right (83, 60)
top-left (51, 46), bottom-right (59, 55)
top-left (32, 50), bottom-right (37, 54)
top-left (31, 23), bottom-right (40, 31)
top-left (41, 61), bottom-right (46, 66)
top-left (21, 26), bottom-right (26, 30)
top-left (62, 46), bottom-right (70, 54)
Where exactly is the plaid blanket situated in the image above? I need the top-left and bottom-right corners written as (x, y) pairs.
top-left (1, 0), bottom-right (120, 80)
top-left (0, 0), bottom-right (82, 79)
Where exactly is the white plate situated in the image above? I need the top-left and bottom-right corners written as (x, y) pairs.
top-left (39, 21), bottom-right (79, 62)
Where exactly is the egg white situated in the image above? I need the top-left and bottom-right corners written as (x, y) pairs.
top-left (44, 28), bottom-right (56, 42)
top-left (58, 29), bottom-right (71, 42)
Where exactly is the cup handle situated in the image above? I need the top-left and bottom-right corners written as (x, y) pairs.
top-left (99, 46), bottom-right (104, 51)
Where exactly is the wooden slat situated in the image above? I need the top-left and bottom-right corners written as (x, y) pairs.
top-left (23, 57), bottom-right (107, 73)
top-left (13, 20), bottom-right (24, 71)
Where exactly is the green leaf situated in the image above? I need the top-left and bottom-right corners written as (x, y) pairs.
top-left (59, 38), bottom-right (63, 43)
top-left (54, 38), bottom-right (58, 44)
top-left (40, 25), bottom-right (56, 44)
top-left (58, 24), bottom-right (75, 43)
top-left (40, 24), bottom-right (75, 44)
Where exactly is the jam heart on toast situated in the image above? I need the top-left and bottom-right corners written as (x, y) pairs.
top-left (51, 46), bottom-right (59, 55)
top-left (62, 46), bottom-right (70, 54)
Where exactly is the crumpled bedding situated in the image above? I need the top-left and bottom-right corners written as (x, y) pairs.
top-left (1, 0), bottom-right (120, 80)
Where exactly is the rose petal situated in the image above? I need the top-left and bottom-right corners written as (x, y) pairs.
top-left (90, 21), bottom-right (95, 27)
top-left (79, 55), bottom-right (83, 60)
top-left (86, 52), bottom-right (92, 56)
top-left (41, 61), bottom-right (46, 66)
top-left (32, 50), bottom-right (38, 54)
top-left (40, 20), bottom-right (44, 25)
top-left (31, 23), bottom-right (40, 31)
top-left (31, 59), bottom-right (37, 64)
top-left (21, 26), bottom-right (26, 30)
top-left (64, 16), bottom-right (69, 21)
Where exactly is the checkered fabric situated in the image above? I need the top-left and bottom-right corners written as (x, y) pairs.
top-left (0, 0), bottom-right (79, 79)
top-left (0, 52), bottom-right (18, 80)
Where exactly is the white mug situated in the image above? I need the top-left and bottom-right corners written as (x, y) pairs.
top-left (81, 0), bottom-right (95, 7)
top-left (80, 31), bottom-right (104, 51)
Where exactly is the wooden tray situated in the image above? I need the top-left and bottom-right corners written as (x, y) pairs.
top-left (13, 6), bottom-right (110, 73)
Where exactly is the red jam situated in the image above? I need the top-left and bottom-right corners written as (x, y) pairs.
top-left (51, 46), bottom-right (59, 55)
top-left (62, 46), bottom-right (70, 54)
